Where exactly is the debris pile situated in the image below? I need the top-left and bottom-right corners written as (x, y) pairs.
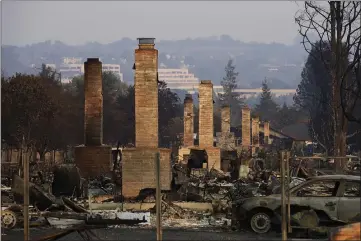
top-left (2, 154), bottom-right (359, 235)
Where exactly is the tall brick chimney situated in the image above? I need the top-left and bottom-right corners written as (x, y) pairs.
top-left (135, 38), bottom-right (158, 148)
top-left (221, 105), bottom-right (230, 133)
top-left (183, 94), bottom-right (194, 147)
top-left (263, 121), bottom-right (270, 144)
top-left (75, 58), bottom-right (112, 179)
top-left (198, 80), bottom-right (214, 148)
top-left (252, 117), bottom-right (260, 147)
top-left (84, 58), bottom-right (103, 146)
top-left (241, 106), bottom-right (251, 147)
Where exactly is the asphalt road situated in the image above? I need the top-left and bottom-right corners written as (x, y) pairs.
top-left (2, 227), bottom-right (323, 241)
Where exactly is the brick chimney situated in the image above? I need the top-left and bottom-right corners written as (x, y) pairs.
top-left (221, 105), bottom-right (230, 133)
top-left (252, 117), bottom-right (260, 147)
top-left (263, 121), bottom-right (270, 144)
top-left (75, 58), bottom-right (112, 178)
top-left (135, 38), bottom-right (158, 148)
top-left (183, 94), bottom-right (194, 147)
top-left (198, 80), bottom-right (214, 148)
top-left (84, 58), bottom-right (103, 146)
top-left (241, 106), bottom-right (251, 147)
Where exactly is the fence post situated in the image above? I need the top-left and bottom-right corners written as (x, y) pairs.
top-left (280, 151), bottom-right (287, 241)
top-left (286, 151), bottom-right (292, 234)
top-left (23, 136), bottom-right (29, 241)
top-left (155, 152), bottom-right (162, 241)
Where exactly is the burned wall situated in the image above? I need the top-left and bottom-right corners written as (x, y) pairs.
top-left (122, 148), bottom-right (171, 197)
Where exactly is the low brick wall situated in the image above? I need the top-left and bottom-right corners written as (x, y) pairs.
top-left (122, 147), bottom-right (172, 198)
top-left (74, 145), bottom-right (112, 178)
top-left (205, 147), bottom-right (221, 170)
top-left (178, 147), bottom-right (191, 164)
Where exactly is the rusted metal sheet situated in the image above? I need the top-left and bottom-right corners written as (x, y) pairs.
top-left (329, 222), bottom-right (361, 241)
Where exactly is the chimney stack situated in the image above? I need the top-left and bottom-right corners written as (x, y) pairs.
top-left (198, 80), bottom-right (214, 148)
top-left (135, 38), bottom-right (158, 148)
top-left (264, 121), bottom-right (270, 144)
top-left (75, 58), bottom-right (112, 178)
top-left (84, 58), bottom-right (103, 146)
top-left (137, 37), bottom-right (155, 49)
top-left (221, 105), bottom-right (231, 133)
top-left (183, 94), bottom-right (194, 147)
top-left (241, 106), bottom-right (251, 147)
top-left (252, 117), bottom-right (260, 148)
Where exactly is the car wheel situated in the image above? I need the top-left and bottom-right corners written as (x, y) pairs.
top-left (250, 211), bottom-right (272, 234)
top-left (1, 209), bottom-right (17, 229)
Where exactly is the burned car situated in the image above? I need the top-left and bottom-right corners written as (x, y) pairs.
top-left (233, 175), bottom-right (360, 234)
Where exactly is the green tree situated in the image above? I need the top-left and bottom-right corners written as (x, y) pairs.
top-left (221, 59), bottom-right (238, 97)
top-left (219, 59), bottom-right (243, 126)
top-left (295, 2), bottom-right (361, 167)
top-left (1, 72), bottom-right (74, 162)
top-left (254, 78), bottom-right (279, 124)
top-left (158, 81), bottom-right (182, 147)
top-left (116, 85), bottom-right (135, 146)
top-left (294, 42), bottom-right (343, 154)
top-left (273, 103), bottom-right (305, 130)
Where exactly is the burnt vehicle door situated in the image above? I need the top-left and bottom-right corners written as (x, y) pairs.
top-left (337, 180), bottom-right (361, 223)
top-left (291, 179), bottom-right (341, 221)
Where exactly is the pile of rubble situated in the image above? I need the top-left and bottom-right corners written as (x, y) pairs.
top-left (5, 155), bottom-right (357, 234)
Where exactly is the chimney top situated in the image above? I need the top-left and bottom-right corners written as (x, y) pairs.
top-left (86, 58), bottom-right (100, 63)
top-left (184, 94), bottom-right (193, 103)
top-left (241, 105), bottom-right (250, 110)
top-left (185, 94), bottom-right (193, 99)
top-left (200, 80), bottom-right (212, 85)
top-left (137, 38), bottom-right (155, 45)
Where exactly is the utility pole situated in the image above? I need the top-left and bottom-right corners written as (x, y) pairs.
top-left (280, 151), bottom-right (287, 241)
top-left (285, 151), bottom-right (291, 234)
top-left (155, 152), bottom-right (162, 241)
top-left (23, 135), bottom-right (29, 241)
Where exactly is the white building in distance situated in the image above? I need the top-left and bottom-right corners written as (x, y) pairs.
top-left (46, 59), bottom-right (123, 83)
top-left (158, 68), bottom-right (199, 89)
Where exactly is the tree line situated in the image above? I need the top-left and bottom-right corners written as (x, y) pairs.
top-left (1, 64), bottom-right (183, 161)
top-left (3, 35), bottom-right (361, 164)
top-left (2, 60), bottom-right (304, 164)
top-left (219, 59), bottom-right (305, 131)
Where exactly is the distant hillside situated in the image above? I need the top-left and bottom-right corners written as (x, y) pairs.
top-left (1, 35), bottom-right (307, 88)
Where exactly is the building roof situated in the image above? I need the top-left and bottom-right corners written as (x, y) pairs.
top-left (281, 122), bottom-right (311, 141)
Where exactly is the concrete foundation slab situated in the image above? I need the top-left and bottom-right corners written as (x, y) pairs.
top-left (74, 145), bottom-right (112, 178)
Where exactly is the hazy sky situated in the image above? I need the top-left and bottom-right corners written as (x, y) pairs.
top-left (1, 1), bottom-right (302, 46)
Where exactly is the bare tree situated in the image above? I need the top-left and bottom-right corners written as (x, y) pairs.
top-left (295, 2), bottom-right (361, 165)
